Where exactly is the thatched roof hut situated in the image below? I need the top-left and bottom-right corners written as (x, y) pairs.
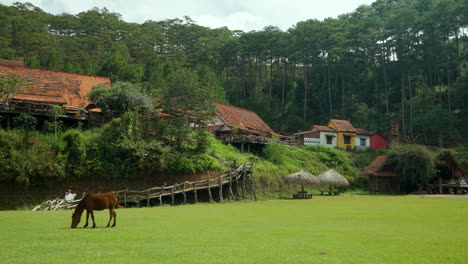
top-left (318, 169), bottom-right (349, 195)
top-left (285, 170), bottom-right (320, 193)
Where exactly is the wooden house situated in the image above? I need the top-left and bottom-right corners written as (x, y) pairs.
top-left (208, 103), bottom-right (278, 138)
top-left (427, 152), bottom-right (467, 194)
top-left (355, 128), bottom-right (371, 150)
top-left (0, 59), bottom-right (111, 123)
top-left (294, 125), bottom-right (337, 147)
top-left (360, 156), bottom-right (400, 193)
top-left (327, 119), bottom-right (356, 150)
top-left (370, 132), bottom-right (387, 150)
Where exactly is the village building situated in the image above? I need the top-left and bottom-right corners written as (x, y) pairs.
top-left (205, 103), bottom-right (296, 152)
top-left (355, 128), bottom-right (371, 150)
top-left (207, 103), bottom-right (278, 138)
top-left (370, 131), bottom-right (388, 150)
top-left (294, 125), bottom-right (337, 147)
top-left (360, 156), bottom-right (400, 193)
top-left (0, 59), bottom-right (111, 127)
top-left (362, 152), bottom-right (467, 194)
top-left (327, 119), bottom-right (356, 150)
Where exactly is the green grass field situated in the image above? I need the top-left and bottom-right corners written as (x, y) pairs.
top-left (1, 195), bottom-right (467, 264)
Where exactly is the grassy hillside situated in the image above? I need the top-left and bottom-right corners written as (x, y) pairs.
top-left (1, 196), bottom-right (467, 264)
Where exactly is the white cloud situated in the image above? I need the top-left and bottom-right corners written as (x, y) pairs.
top-left (2, 0), bottom-right (375, 31)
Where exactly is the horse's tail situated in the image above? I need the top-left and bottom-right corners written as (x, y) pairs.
top-left (114, 193), bottom-right (124, 208)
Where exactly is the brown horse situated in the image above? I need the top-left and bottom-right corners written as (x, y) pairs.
top-left (71, 192), bottom-right (120, 228)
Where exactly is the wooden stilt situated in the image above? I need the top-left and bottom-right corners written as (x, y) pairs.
top-left (242, 164), bottom-right (246, 199)
top-left (193, 182), bottom-right (198, 203)
top-left (146, 190), bottom-right (150, 207)
top-left (228, 173), bottom-right (233, 201)
top-left (218, 176), bottom-right (223, 202)
top-left (207, 178), bottom-right (212, 202)
top-left (159, 187), bottom-right (163, 206)
top-left (182, 182), bottom-right (186, 205)
top-left (124, 188), bottom-right (128, 208)
top-left (171, 186), bottom-right (175, 206)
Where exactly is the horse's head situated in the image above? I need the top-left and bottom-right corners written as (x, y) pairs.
top-left (71, 212), bottom-right (80, 228)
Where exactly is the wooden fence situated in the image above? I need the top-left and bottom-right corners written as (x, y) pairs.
top-left (33, 162), bottom-right (256, 211)
top-left (222, 135), bottom-right (299, 146)
top-left (114, 162), bottom-right (256, 207)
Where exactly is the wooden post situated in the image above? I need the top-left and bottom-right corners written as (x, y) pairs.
top-left (193, 182), bottom-right (198, 203)
top-left (242, 164), bottom-right (246, 199)
top-left (249, 163), bottom-right (257, 201)
top-left (124, 188), bottom-right (128, 208)
top-left (182, 182), bottom-right (186, 205)
top-left (241, 142), bottom-right (244, 153)
top-left (247, 143), bottom-right (251, 153)
top-left (228, 173), bottom-right (233, 201)
top-left (159, 187), bottom-right (163, 207)
top-left (147, 190), bottom-right (150, 207)
top-left (438, 177), bottom-right (443, 194)
top-left (218, 176), bottom-right (223, 202)
top-left (235, 170), bottom-right (240, 199)
top-left (207, 178), bottom-right (212, 203)
top-left (171, 186), bottom-right (175, 206)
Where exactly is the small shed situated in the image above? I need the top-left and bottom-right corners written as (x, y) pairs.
top-left (370, 132), bottom-right (387, 150)
top-left (360, 156), bottom-right (400, 193)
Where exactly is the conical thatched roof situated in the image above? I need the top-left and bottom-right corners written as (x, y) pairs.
top-left (285, 170), bottom-right (320, 186)
top-left (318, 169), bottom-right (350, 187)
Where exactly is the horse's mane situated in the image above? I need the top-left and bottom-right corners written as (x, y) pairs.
top-left (73, 194), bottom-right (89, 215)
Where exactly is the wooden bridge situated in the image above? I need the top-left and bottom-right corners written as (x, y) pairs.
top-left (114, 162), bottom-right (256, 207)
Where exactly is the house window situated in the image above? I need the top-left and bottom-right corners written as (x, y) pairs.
top-left (360, 138), bottom-right (367, 146)
top-left (326, 135), bottom-right (333, 145)
top-left (344, 135), bottom-right (351, 145)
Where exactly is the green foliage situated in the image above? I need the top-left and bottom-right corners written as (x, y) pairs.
top-left (388, 144), bottom-right (435, 193)
top-left (12, 113), bottom-right (37, 131)
top-left (88, 82), bottom-right (153, 117)
top-left (0, 130), bottom-right (65, 185)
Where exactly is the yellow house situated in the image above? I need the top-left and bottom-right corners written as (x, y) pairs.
top-left (327, 119), bottom-right (356, 149)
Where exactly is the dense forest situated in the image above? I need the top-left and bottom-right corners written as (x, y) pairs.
top-left (0, 0), bottom-right (467, 146)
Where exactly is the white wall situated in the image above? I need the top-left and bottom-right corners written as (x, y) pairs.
top-left (355, 135), bottom-right (370, 150)
top-left (319, 132), bottom-right (337, 147)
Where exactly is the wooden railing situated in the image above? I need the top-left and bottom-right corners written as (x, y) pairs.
top-left (32, 162), bottom-right (256, 211)
top-left (221, 135), bottom-right (299, 146)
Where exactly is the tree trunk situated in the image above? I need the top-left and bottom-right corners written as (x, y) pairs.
top-left (328, 63), bottom-right (332, 118)
top-left (408, 71), bottom-right (413, 141)
top-left (282, 59), bottom-right (286, 105)
top-left (401, 73), bottom-right (406, 142)
top-left (303, 62), bottom-right (308, 122)
top-left (341, 76), bottom-right (345, 116)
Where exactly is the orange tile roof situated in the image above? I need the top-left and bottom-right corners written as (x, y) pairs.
top-left (215, 103), bottom-right (275, 136)
top-left (311, 125), bottom-right (336, 132)
top-left (0, 59), bottom-right (25, 67)
top-left (0, 62), bottom-right (111, 108)
top-left (328, 119), bottom-right (356, 132)
top-left (355, 128), bottom-right (371, 135)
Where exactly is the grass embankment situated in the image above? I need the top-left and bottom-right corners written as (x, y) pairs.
top-left (1, 195), bottom-right (467, 264)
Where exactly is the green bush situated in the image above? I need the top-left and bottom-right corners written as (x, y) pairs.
top-left (12, 114), bottom-right (37, 131)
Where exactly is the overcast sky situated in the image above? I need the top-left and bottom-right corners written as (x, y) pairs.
top-left (2, 0), bottom-right (376, 31)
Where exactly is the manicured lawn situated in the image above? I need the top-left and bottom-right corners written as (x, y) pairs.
top-left (1, 195), bottom-right (467, 264)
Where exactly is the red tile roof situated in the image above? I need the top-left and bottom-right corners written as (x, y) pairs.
top-left (355, 128), bottom-right (371, 135)
top-left (311, 125), bottom-right (336, 132)
top-left (360, 156), bottom-right (397, 177)
top-left (0, 62), bottom-right (111, 108)
top-left (215, 103), bottom-right (275, 136)
top-left (0, 59), bottom-right (26, 67)
top-left (328, 119), bottom-right (356, 132)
